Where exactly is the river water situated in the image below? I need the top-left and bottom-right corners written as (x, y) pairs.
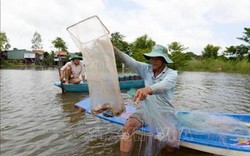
top-left (1, 68), bottom-right (250, 156)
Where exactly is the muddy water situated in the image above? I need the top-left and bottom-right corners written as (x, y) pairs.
top-left (1, 69), bottom-right (249, 156)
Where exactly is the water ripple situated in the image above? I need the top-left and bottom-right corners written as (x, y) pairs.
top-left (1, 70), bottom-right (249, 156)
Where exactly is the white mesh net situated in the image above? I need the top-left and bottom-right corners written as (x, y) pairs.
top-left (67, 16), bottom-right (124, 115)
top-left (177, 111), bottom-right (250, 135)
top-left (127, 88), bottom-right (250, 155)
top-left (127, 88), bottom-right (181, 155)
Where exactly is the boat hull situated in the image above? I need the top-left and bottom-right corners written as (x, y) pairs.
top-left (54, 79), bottom-right (145, 92)
top-left (75, 98), bottom-right (250, 156)
top-left (55, 73), bottom-right (145, 92)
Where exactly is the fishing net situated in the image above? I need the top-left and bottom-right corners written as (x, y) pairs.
top-left (176, 111), bottom-right (250, 155)
top-left (127, 88), bottom-right (250, 155)
top-left (177, 111), bottom-right (250, 135)
top-left (67, 16), bottom-right (124, 115)
top-left (127, 88), bottom-right (182, 155)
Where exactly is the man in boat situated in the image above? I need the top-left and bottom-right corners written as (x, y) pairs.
top-left (114, 44), bottom-right (178, 156)
top-left (60, 54), bottom-right (86, 85)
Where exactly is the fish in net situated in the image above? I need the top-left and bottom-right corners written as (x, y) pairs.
top-left (67, 16), bottom-right (124, 116)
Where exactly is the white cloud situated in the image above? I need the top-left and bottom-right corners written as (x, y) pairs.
top-left (1, 0), bottom-right (250, 54)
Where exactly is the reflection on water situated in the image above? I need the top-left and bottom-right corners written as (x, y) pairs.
top-left (0, 69), bottom-right (249, 156)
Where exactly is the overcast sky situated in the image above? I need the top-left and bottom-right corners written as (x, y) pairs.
top-left (2, 0), bottom-right (250, 55)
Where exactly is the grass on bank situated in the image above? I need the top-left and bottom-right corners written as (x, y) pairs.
top-left (179, 59), bottom-right (250, 74)
top-left (0, 60), bottom-right (50, 69)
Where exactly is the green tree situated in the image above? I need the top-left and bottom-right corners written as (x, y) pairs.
top-left (52, 37), bottom-right (68, 52)
top-left (111, 32), bottom-right (130, 52)
top-left (42, 51), bottom-right (54, 66)
top-left (31, 31), bottom-right (43, 49)
top-left (167, 42), bottom-right (189, 69)
top-left (130, 34), bottom-right (155, 62)
top-left (168, 51), bottom-right (187, 69)
top-left (237, 27), bottom-right (250, 45)
top-left (225, 46), bottom-right (237, 54)
top-left (168, 41), bottom-right (188, 53)
top-left (236, 27), bottom-right (250, 60)
top-left (110, 32), bottom-right (130, 68)
top-left (223, 28), bottom-right (249, 61)
top-left (202, 44), bottom-right (220, 59)
top-left (184, 52), bottom-right (196, 60)
top-left (224, 46), bottom-right (237, 60)
top-left (224, 45), bottom-right (248, 60)
top-left (235, 45), bottom-right (249, 60)
top-left (0, 32), bottom-right (11, 52)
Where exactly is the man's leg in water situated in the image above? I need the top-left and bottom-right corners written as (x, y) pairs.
top-left (120, 118), bottom-right (142, 156)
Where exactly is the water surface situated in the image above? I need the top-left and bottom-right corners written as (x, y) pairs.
top-left (1, 69), bottom-right (249, 156)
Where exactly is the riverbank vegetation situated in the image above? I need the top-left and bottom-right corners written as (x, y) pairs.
top-left (1, 28), bottom-right (250, 74)
top-left (111, 28), bottom-right (250, 74)
top-left (179, 59), bottom-right (250, 74)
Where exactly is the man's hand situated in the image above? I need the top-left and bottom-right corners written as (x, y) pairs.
top-left (133, 87), bottom-right (152, 104)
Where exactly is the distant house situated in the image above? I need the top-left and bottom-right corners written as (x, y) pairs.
top-left (32, 49), bottom-right (45, 65)
top-left (7, 48), bottom-right (35, 63)
top-left (6, 48), bottom-right (45, 64)
top-left (54, 51), bottom-right (68, 66)
top-left (32, 49), bottom-right (45, 59)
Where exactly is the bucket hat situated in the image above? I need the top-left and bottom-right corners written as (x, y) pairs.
top-left (143, 45), bottom-right (173, 63)
top-left (70, 54), bottom-right (83, 61)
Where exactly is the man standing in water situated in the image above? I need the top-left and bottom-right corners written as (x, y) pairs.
top-left (60, 54), bottom-right (86, 85)
top-left (114, 45), bottom-right (178, 156)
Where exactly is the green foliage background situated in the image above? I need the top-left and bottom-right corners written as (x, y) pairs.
top-left (1, 27), bottom-right (249, 74)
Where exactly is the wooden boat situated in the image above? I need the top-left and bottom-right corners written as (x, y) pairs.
top-left (54, 74), bottom-right (145, 92)
top-left (75, 98), bottom-right (250, 156)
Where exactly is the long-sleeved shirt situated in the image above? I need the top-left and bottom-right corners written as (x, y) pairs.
top-left (114, 48), bottom-right (178, 111)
